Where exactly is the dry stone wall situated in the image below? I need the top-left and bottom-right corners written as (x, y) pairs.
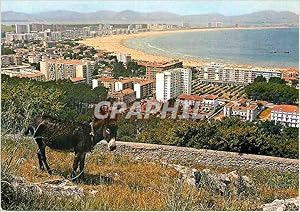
top-left (97, 141), bottom-right (299, 173)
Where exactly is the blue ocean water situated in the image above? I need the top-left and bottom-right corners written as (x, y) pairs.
top-left (124, 28), bottom-right (299, 67)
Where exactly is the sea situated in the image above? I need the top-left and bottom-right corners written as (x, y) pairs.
top-left (124, 27), bottom-right (299, 68)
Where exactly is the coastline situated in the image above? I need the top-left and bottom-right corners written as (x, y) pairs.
top-left (80, 26), bottom-right (299, 71)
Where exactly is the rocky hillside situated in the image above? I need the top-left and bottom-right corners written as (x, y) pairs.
top-left (1, 136), bottom-right (299, 210)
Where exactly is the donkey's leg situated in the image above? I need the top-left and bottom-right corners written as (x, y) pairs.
top-left (37, 149), bottom-right (45, 171)
top-left (36, 139), bottom-right (45, 171)
top-left (78, 153), bottom-right (86, 178)
top-left (37, 139), bottom-right (52, 174)
top-left (71, 152), bottom-right (80, 179)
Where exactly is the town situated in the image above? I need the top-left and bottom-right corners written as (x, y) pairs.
top-left (1, 23), bottom-right (299, 127)
top-left (1, 2), bottom-right (299, 211)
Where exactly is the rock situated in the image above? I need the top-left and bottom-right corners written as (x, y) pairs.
top-left (261, 197), bottom-right (299, 211)
top-left (10, 176), bottom-right (85, 199)
top-left (164, 163), bottom-right (253, 196)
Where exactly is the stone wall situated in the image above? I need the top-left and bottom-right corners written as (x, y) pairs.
top-left (98, 141), bottom-right (299, 173)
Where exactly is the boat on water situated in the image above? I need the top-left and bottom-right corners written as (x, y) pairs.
top-left (284, 51), bottom-right (290, 54)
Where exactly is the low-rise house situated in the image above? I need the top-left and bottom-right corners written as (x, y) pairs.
top-left (115, 78), bottom-right (133, 92)
top-left (16, 72), bottom-right (45, 81)
top-left (271, 105), bottom-right (299, 128)
top-left (178, 94), bottom-right (219, 111)
top-left (92, 76), bottom-right (116, 91)
top-left (108, 88), bottom-right (136, 104)
top-left (224, 99), bottom-right (259, 122)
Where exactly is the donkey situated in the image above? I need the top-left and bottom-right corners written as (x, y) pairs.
top-left (24, 109), bottom-right (117, 179)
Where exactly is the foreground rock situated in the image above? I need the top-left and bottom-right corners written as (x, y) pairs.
top-left (163, 163), bottom-right (253, 196)
top-left (10, 176), bottom-right (85, 199)
top-left (261, 197), bottom-right (299, 211)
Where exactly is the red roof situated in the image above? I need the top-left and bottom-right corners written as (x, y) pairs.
top-left (204, 94), bottom-right (218, 100)
top-left (247, 104), bottom-right (257, 110)
top-left (178, 94), bottom-right (204, 101)
top-left (225, 102), bottom-right (234, 107)
top-left (272, 105), bottom-right (299, 113)
top-left (283, 77), bottom-right (297, 81)
top-left (70, 77), bottom-right (85, 82)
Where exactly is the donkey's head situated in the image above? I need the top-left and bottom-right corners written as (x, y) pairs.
top-left (92, 105), bottom-right (117, 151)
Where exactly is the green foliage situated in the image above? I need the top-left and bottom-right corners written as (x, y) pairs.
top-left (245, 81), bottom-right (298, 104)
top-left (1, 75), bottom-right (64, 132)
top-left (1, 46), bottom-right (15, 55)
top-left (1, 24), bottom-right (15, 32)
top-left (30, 62), bottom-right (40, 71)
top-left (291, 80), bottom-right (298, 86)
top-left (1, 75), bottom-right (107, 132)
top-left (254, 76), bottom-right (266, 83)
top-left (118, 116), bottom-right (298, 159)
top-left (268, 77), bottom-right (286, 84)
top-left (112, 61), bottom-right (145, 78)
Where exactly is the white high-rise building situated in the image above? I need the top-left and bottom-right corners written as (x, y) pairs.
top-left (156, 68), bottom-right (192, 102)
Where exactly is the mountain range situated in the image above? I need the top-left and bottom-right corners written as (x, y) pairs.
top-left (1, 10), bottom-right (299, 26)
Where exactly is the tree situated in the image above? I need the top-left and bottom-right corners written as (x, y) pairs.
top-left (254, 76), bottom-right (266, 83)
top-left (269, 77), bottom-right (285, 84)
top-left (291, 79), bottom-right (298, 87)
top-left (1, 46), bottom-right (15, 55)
top-left (245, 82), bottom-right (298, 104)
top-left (31, 63), bottom-right (40, 71)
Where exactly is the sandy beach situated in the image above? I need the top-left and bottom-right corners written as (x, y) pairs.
top-left (80, 26), bottom-right (298, 70)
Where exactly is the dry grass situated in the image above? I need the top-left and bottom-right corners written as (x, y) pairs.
top-left (1, 137), bottom-right (299, 211)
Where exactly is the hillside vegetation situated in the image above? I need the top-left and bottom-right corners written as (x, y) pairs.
top-left (1, 136), bottom-right (298, 210)
top-left (1, 75), bottom-right (298, 159)
top-left (118, 117), bottom-right (299, 159)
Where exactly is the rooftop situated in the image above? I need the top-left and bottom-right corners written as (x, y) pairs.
top-left (16, 72), bottom-right (45, 78)
top-left (97, 76), bottom-right (116, 82)
top-left (133, 79), bottom-right (155, 86)
top-left (45, 59), bottom-right (88, 65)
top-left (121, 88), bottom-right (135, 95)
top-left (116, 78), bottom-right (133, 84)
top-left (204, 94), bottom-right (218, 100)
top-left (178, 94), bottom-right (204, 101)
top-left (272, 105), bottom-right (299, 113)
top-left (70, 77), bottom-right (85, 82)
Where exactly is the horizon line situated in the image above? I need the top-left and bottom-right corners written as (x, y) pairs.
top-left (2, 9), bottom-right (298, 16)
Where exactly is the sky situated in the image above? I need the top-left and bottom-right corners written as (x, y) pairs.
top-left (2, 0), bottom-right (300, 15)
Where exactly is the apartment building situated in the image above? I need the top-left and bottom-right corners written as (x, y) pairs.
top-left (28, 54), bottom-right (42, 64)
top-left (271, 105), bottom-right (299, 128)
top-left (138, 60), bottom-right (183, 80)
top-left (196, 63), bottom-right (283, 85)
top-left (1, 55), bottom-right (22, 66)
top-left (133, 79), bottom-right (155, 99)
top-left (92, 76), bottom-right (116, 91)
top-left (178, 94), bottom-right (219, 110)
top-left (15, 24), bottom-right (29, 34)
top-left (40, 59), bottom-right (93, 84)
top-left (156, 68), bottom-right (192, 102)
top-left (116, 53), bottom-right (131, 64)
top-left (115, 78), bottom-right (133, 92)
top-left (224, 99), bottom-right (259, 122)
top-left (108, 88), bottom-right (136, 104)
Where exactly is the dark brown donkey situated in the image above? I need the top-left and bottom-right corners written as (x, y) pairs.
top-left (24, 111), bottom-right (117, 179)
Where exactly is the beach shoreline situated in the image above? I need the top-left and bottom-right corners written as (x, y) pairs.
top-left (80, 26), bottom-right (299, 71)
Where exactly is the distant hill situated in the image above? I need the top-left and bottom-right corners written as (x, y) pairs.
top-left (1, 10), bottom-right (298, 26)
